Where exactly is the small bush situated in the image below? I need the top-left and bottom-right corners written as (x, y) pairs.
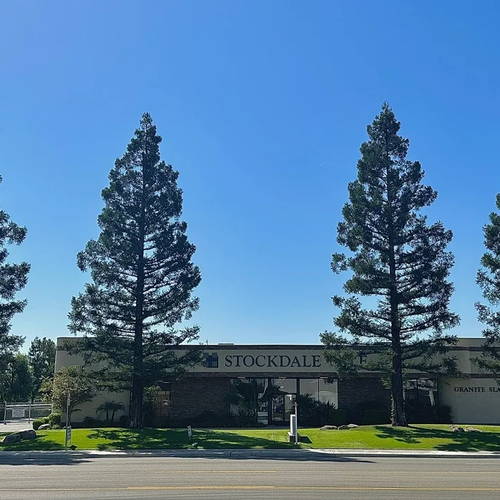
top-left (82, 416), bottom-right (101, 428)
top-left (118, 415), bottom-right (129, 427)
top-left (405, 399), bottom-right (453, 424)
top-left (48, 412), bottom-right (62, 427)
top-left (328, 409), bottom-right (347, 426)
top-left (190, 411), bottom-right (236, 428)
top-left (362, 409), bottom-right (390, 425)
top-left (33, 417), bottom-right (50, 430)
top-left (438, 405), bottom-right (453, 424)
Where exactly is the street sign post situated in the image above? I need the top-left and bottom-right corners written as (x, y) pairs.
top-left (65, 393), bottom-right (71, 451)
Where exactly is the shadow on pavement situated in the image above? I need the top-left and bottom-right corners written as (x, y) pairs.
top-left (0, 452), bottom-right (93, 466)
top-left (164, 451), bottom-right (374, 463)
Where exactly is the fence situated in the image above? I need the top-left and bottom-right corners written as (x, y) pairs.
top-left (1, 402), bottom-right (52, 423)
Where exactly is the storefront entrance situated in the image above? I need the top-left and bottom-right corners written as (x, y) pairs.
top-left (230, 377), bottom-right (337, 426)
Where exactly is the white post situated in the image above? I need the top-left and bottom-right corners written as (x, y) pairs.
top-left (290, 414), bottom-right (298, 444)
top-left (65, 393), bottom-right (70, 451)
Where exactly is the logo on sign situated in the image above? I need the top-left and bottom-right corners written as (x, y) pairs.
top-left (204, 352), bottom-right (219, 368)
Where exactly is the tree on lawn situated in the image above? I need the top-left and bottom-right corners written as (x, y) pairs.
top-left (476, 194), bottom-right (500, 376)
top-left (321, 103), bottom-right (459, 426)
top-left (68, 113), bottom-right (202, 428)
top-left (0, 174), bottom-right (30, 403)
top-left (51, 366), bottom-right (96, 423)
top-left (28, 336), bottom-right (56, 400)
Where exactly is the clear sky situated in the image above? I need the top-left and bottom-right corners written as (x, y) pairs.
top-left (1, 0), bottom-right (499, 349)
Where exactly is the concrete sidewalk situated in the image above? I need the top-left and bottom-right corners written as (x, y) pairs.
top-left (1, 448), bottom-right (500, 460)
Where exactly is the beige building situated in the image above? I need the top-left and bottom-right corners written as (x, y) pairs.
top-left (55, 337), bottom-right (500, 426)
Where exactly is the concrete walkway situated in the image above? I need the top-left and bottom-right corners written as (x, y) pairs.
top-left (1, 448), bottom-right (500, 460)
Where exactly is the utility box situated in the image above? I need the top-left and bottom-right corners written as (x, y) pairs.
top-left (288, 414), bottom-right (298, 443)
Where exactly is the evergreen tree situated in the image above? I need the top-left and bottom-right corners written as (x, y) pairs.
top-left (68, 113), bottom-right (201, 428)
top-left (476, 194), bottom-right (500, 375)
top-left (0, 174), bottom-right (30, 402)
top-left (28, 336), bottom-right (56, 400)
top-left (321, 104), bottom-right (459, 426)
top-left (5, 353), bottom-right (33, 402)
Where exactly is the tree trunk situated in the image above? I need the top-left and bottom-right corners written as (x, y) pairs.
top-left (129, 158), bottom-right (147, 429)
top-left (129, 268), bottom-right (145, 428)
top-left (391, 341), bottom-right (407, 426)
top-left (129, 372), bottom-right (143, 428)
top-left (385, 151), bottom-right (407, 427)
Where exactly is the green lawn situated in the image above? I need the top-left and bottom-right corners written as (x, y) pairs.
top-left (2, 425), bottom-right (500, 452)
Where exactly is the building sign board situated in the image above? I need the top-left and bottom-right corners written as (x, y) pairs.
top-left (193, 349), bottom-right (328, 374)
top-left (440, 378), bottom-right (500, 425)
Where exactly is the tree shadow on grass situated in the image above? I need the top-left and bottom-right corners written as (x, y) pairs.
top-left (87, 428), bottom-right (298, 451)
top-left (374, 425), bottom-right (421, 444)
top-left (85, 428), bottom-right (371, 462)
top-left (0, 436), bottom-right (64, 452)
top-left (374, 425), bottom-right (500, 451)
top-left (0, 436), bottom-right (94, 466)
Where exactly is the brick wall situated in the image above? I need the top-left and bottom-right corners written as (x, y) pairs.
top-left (169, 377), bottom-right (231, 426)
top-left (338, 377), bottom-right (391, 423)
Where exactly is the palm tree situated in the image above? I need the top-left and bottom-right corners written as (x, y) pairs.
top-left (228, 380), bottom-right (285, 425)
top-left (96, 401), bottom-right (125, 424)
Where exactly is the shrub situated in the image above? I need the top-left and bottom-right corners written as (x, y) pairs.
top-left (297, 395), bottom-right (340, 427)
top-left (48, 412), bottom-right (62, 427)
top-left (362, 409), bottom-right (390, 425)
top-left (328, 409), bottom-right (347, 426)
top-left (405, 399), bottom-right (453, 424)
top-left (82, 416), bottom-right (101, 428)
top-left (189, 411), bottom-right (236, 428)
top-left (438, 405), bottom-right (453, 424)
top-left (118, 415), bottom-right (129, 428)
top-left (33, 417), bottom-right (49, 430)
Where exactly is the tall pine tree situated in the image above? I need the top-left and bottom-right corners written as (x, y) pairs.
top-left (321, 104), bottom-right (459, 426)
top-left (68, 114), bottom-right (201, 428)
top-left (28, 336), bottom-right (56, 400)
top-left (476, 194), bottom-right (500, 375)
top-left (0, 174), bottom-right (30, 402)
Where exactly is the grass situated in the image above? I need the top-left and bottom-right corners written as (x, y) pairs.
top-left (2, 425), bottom-right (500, 452)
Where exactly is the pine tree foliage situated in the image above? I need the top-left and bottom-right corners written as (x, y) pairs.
top-left (4, 353), bottom-right (33, 402)
top-left (28, 336), bottom-right (56, 400)
top-left (321, 104), bottom-right (459, 426)
top-left (68, 114), bottom-right (202, 428)
top-left (0, 174), bottom-right (30, 401)
top-left (476, 194), bottom-right (500, 376)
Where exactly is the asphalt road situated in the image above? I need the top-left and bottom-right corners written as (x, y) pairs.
top-left (0, 455), bottom-right (499, 500)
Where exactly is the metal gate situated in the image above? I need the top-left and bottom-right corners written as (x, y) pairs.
top-left (1, 402), bottom-right (52, 423)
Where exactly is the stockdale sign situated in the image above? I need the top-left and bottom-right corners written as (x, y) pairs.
top-left (193, 349), bottom-right (327, 373)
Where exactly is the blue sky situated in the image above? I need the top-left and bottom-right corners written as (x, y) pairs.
top-left (1, 0), bottom-right (499, 349)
